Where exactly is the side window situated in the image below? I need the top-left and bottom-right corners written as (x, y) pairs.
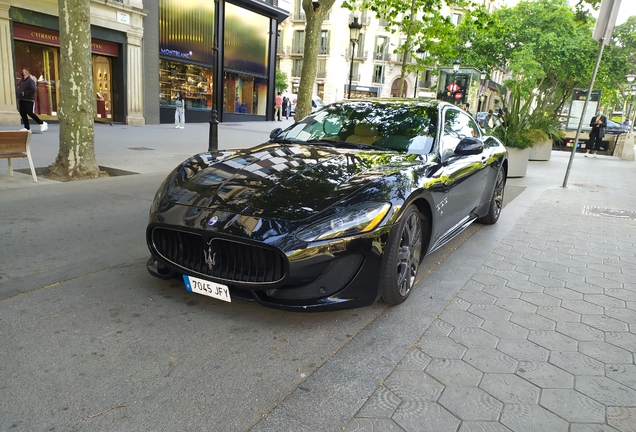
top-left (440, 109), bottom-right (480, 159)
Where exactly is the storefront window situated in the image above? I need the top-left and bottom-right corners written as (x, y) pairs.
top-left (14, 39), bottom-right (115, 122)
top-left (223, 72), bottom-right (267, 115)
top-left (14, 41), bottom-right (59, 118)
top-left (159, 59), bottom-right (213, 110)
top-left (93, 56), bottom-right (112, 119)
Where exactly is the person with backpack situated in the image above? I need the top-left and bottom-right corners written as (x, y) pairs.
top-left (16, 68), bottom-right (47, 133)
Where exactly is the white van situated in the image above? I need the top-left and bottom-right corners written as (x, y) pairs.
top-left (283, 93), bottom-right (324, 115)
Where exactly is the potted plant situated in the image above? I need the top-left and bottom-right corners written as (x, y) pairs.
top-left (491, 83), bottom-right (534, 178)
top-left (527, 111), bottom-right (566, 161)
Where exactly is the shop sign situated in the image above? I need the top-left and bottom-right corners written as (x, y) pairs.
top-left (13, 23), bottom-right (119, 57)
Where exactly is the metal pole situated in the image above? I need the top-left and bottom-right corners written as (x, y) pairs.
top-left (208, 0), bottom-right (220, 152)
top-left (627, 89), bottom-right (634, 127)
top-left (379, 42), bottom-right (388, 97)
top-left (563, 37), bottom-right (606, 187)
top-left (348, 40), bottom-right (356, 99)
top-left (413, 73), bottom-right (418, 98)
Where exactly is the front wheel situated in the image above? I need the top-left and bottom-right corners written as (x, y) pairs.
top-left (478, 167), bottom-right (506, 225)
top-left (380, 205), bottom-right (427, 305)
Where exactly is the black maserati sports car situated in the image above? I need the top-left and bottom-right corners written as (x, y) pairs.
top-left (146, 99), bottom-right (508, 311)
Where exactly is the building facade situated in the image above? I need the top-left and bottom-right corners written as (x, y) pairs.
top-left (276, 0), bottom-right (510, 114)
top-left (0, 0), bottom-right (147, 125)
top-left (143, 0), bottom-right (288, 124)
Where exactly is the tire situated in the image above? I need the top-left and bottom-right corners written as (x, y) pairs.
top-left (380, 204), bottom-right (427, 305)
top-left (478, 166), bottom-right (506, 225)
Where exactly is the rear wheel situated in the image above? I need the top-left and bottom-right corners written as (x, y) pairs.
top-left (478, 167), bottom-right (506, 225)
top-left (380, 205), bottom-right (427, 305)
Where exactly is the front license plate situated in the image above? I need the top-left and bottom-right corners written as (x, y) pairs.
top-left (183, 275), bottom-right (231, 303)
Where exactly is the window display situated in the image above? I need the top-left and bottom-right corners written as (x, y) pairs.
top-left (223, 72), bottom-right (267, 115)
top-left (15, 40), bottom-right (114, 122)
top-left (93, 56), bottom-right (112, 119)
top-left (159, 59), bottom-right (213, 110)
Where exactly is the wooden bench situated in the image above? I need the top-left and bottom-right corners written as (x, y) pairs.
top-left (0, 131), bottom-right (37, 183)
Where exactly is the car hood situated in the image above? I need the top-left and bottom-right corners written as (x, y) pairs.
top-left (165, 143), bottom-right (426, 221)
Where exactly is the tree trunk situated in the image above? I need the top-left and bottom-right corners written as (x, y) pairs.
top-left (398, 0), bottom-right (417, 98)
top-left (49, 0), bottom-right (100, 180)
top-left (295, 0), bottom-right (336, 121)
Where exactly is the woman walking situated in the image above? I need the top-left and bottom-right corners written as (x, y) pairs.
top-left (174, 92), bottom-right (185, 129)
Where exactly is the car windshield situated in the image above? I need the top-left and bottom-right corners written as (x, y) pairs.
top-left (275, 101), bottom-right (439, 154)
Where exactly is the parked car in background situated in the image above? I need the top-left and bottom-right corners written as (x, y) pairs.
top-left (146, 99), bottom-right (508, 311)
top-left (284, 93), bottom-right (324, 115)
top-left (605, 118), bottom-right (630, 135)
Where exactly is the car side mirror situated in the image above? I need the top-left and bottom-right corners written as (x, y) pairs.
top-left (269, 128), bottom-right (283, 139)
top-left (455, 137), bottom-right (484, 155)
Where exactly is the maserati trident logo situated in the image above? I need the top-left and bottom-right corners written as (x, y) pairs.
top-left (207, 216), bottom-right (219, 226)
top-left (203, 241), bottom-right (217, 269)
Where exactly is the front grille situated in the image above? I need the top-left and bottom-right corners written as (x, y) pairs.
top-left (151, 228), bottom-right (286, 284)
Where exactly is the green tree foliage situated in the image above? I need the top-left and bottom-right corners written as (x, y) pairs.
top-left (343, 0), bottom-right (470, 96)
top-left (456, 0), bottom-right (597, 117)
top-left (276, 69), bottom-right (289, 92)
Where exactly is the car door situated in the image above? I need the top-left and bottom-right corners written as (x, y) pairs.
top-left (433, 107), bottom-right (490, 241)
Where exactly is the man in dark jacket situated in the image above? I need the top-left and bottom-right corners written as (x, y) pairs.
top-left (16, 68), bottom-right (47, 133)
top-left (585, 106), bottom-right (606, 157)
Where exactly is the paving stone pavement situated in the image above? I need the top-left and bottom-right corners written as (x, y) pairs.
top-left (344, 157), bottom-right (636, 432)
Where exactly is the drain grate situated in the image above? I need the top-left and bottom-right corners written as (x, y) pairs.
top-left (128, 147), bottom-right (155, 151)
top-left (583, 206), bottom-right (636, 220)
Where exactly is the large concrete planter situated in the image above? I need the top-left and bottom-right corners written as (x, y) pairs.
top-left (528, 139), bottom-right (553, 161)
top-left (506, 147), bottom-right (530, 178)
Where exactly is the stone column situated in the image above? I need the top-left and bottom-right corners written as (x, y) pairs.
top-left (126, 33), bottom-right (145, 125)
top-left (0, 3), bottom-right (20, 125)
top-left (621, 133), bottom-right (635, 161)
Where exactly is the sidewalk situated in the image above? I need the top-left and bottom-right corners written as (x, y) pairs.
top-left (340, 153), bottom-right (636, 431)
top-left (0, 119), bottom-right (294, 189)
top-left (1, 121), bottom-right (635, 431)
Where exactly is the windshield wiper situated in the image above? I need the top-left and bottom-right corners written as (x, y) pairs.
top-left (270, 138), bottom-right (297, 144)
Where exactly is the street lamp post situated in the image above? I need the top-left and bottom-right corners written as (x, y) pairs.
top-left (446, 58), bottom-right (461, 104)
top-left (347, 17), bottom-right (362, 99)
top-left (412, 48), bottom-right (426, 98)
top-left (626, 69), bottom-right (635, 134)
top-left (208, 0), bottom-right (220, 151)
top-left (478, 69), bottom-right (487, 111)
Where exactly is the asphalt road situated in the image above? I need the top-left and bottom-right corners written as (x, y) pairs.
top-left (0, 166), bottom-right (525, 431)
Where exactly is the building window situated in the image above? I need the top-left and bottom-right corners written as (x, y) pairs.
top-left (317, 59), bottom-right (326, 78)
top-left (292, 30), bottom-right (305, 54)
top-left (319, 30), bottom-right (330, 55)
top-left (159, 59), bottom-right (213, 110)
top-left (451, 13), bottom-right (462, 26)
top-left (292, 59), bottom-right (303, 77)
top-left (223, 72), bottom-right (267, 115)
top-left (373, 65), bottom-right (384, 83)
top-left (374, 36), bottom-right (389, 60)
top-left (317, 83), bottom-right (324, 100)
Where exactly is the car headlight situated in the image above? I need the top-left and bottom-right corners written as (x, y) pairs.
top-left (296, 202), bottom-right (391, 242)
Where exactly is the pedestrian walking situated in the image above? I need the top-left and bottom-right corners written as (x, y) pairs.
top-left (16, 68), bottom-right (47, 133)
top-left (275, 92), bottom-right (283, 121)
top-left (174, 92), bottom-right (185, 129)
top-left (585, 106), bottom-right (606, 157)
top-left (282, 96), bottom-right (289, 120)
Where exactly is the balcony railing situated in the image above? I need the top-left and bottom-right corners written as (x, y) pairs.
top-left (291, 12), bottom-right (306, 21)
top-left (291, 45), bottom-right (304, 55)
top-left (317, 69), bottom-right (327, 78)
